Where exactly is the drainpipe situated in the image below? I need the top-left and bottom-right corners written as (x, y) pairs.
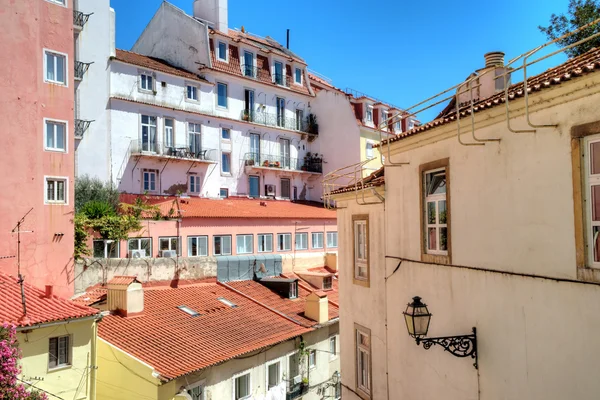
top-left (90, 316), bottom-right (101, 400)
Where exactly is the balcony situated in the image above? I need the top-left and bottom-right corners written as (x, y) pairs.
top-left (73, 10), bottom-right (92, 30)
top-left (240, 64), bottom-right (271, 81)
top-left (273, 73), bottom-right (290, 88)
top-left (130, 140), bottom-right (218, 163)
top-left (243, 153), bottom-right (322, 174)
top-left (74, 119), bottom-right (94, 139)
top-left (286, 382), bottom-right (308, 400)
top-left (240, 111), bottom-right (319, 136)
top-left (74, 61), bottom-right (93, 81)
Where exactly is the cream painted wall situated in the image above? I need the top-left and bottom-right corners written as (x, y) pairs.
top-left (19, 320), bottom-right (97, 400)
top-left (359, 128), bottom-right (384, 177)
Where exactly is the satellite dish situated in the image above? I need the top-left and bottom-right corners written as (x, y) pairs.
top-left (259, 263), bottom-right (267, 273)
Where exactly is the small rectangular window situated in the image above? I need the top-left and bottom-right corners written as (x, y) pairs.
top-left (236, 234), bottom-right (253, 254)
top-left (258, 234), bottom-right (273, 253)
top-left (140, 73), bottom-right (153, 91)
top-left (366, 108), bottom-right (373, 122)
top-left (280, 178), bottom-right (290, 199)
top-left (128, 238), bottom-right (151, 257)
top-left (295, 68), bottom-right (302, 84)
top-left (295, 232), bottom-right (308, 250)
top-left (189, 175), bottom-right (201, 194)
top-left (249, 176), bottom-right (260, 198)
top-left (267, 361), bottom-right (280, 389)
top-left (44, 50), bottom-right (66, 85)
top-left (188, 236), bottom-right (208, 257)
top-left (159, 237), bottom-right (180, 255)
top-left (221, 128), bottom-right (231, 140)
top-left (289, 281), bottom-right (298, 299)
top-left (143, 170), bottom-right (157, 192)
top-left (234, 373), bottom-right (250, 400)
top-left (327, 232), bottom-right (338, 248)
top-left (187, 85), bottom-right (198, 101)
top-left (93, 240), bottom-right (119, 258)
top-left (277, 233), bottom-right (291, 251)
top-left (220, 188), bottom-right (229, 198)
top-left (353, 216), bottom-right (369, 283)
top-left (312, 232), bottom-right (324, 249)
top-left (218, 41), bottom-right (227, 61)
top-left (178, 305), bottom-right (200, 317)
top-left (355, 325), bottom-right (371, 396)
top-left (48, 335), bottom-right (70, 369)
top-left (424, 168), bottom-right (448, 255)
top-left (47, 0), bottom-right (66, 5)
top-left (274, 61), bottom-right (284, 85)
top-left (164, 118), bottom-right (174, 149)
top-left (366, 142), bottom-right (374, 159)
top-left (222, 152), bottom-right (231, 174)
top-left (329, 336), bottom-right (337, 359)
top-left (308, 349), bottom-right (317, 369)
top-left (214, 235), bottom-right (232, 256)
top-left (217, 82), bottom-right (228, 108)
top-left (45, 120), bottom-right (66, 151)
top-left (45, 177), bottom-right (67, 204)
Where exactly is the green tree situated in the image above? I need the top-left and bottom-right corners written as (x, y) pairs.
top-left (74, 175), bottom-right (119, 213)
top-left (539, 0), bottom-right (600, 58)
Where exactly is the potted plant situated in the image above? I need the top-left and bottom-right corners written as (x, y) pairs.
top-left (263, 160), bottom-right (269, 167)
top-left (242, 110), bottom-right (250, 122)
top-left (245, 158), bottom-right (255, 166)
top-left (307, 114), bottom-right (319, 135)
top-left (274, 161), bottom-right (281, 168)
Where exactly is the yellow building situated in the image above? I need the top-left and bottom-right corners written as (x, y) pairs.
top-left (1, 272), bottom-right (101, 400)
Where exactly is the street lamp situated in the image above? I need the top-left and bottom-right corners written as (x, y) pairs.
top-left (403, 296), bottom-right (478, 369)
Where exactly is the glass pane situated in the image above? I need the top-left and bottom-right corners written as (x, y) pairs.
top-left (93, 241), bottom-right (105, 258)
top-left (108, 242), bottom-right (118, 258)
top-left (591, 142), bottom-right (600, 174)
top-left (47, 180), bottom-right (54, 200)
top-left (428, 227), bottom-right (437, 250)
top-left (56, 124), bottom-right (64, 149)
top-left (56, 55), bottom-right (64, 83)
top-left (46, 123), bottom-right (54, 148)
top-left (160, 239), bottom-right (169, 251)
top-left (592, 186), bottom-right (600, 221)
top-left (440, 227), bottom-right (448, 251)
top-left (57, 181), bottom-right (65, 201)
top-left (224, 236), bottom-right (231, 255)
top-left (594, 226), bottom-right (600, 263)
top-left (439, 200), bottom-right (447, 224)
top-left (199, 237), bottom-right (207, 256)
top-left (46, 53), bottom-right (55, 80)
top-left (214, 237), bottom-right (221, 255)
top-left (128, 240), bottom-right (138, 251)
top-left (426, 170), bottom-right (446, 195)
top-left (427, 202), bottom-right (436, 224)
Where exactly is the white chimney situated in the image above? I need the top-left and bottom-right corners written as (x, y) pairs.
top-left (107, 276), bottom-right (144, 317)
top-left (193, 0), bottom-right (228, 34)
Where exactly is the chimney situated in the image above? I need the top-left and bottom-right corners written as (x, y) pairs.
top-left (484, 51), bottom-right (505, 67)
top-left (286, 29), bottom-right (290, 49)
top-left (193, 0), bottom-right (228, 34)
top-left (45, 285), bottom-right (53, 298)
top-left (305, 291), bottom-right (328, 324)
top-left (455, 50), bottom-right (510, 106)
top-left (107, 276), bottom-right (144, 317)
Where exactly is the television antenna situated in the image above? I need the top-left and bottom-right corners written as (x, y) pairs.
top-left (11, 208), bottom-right (34, 316)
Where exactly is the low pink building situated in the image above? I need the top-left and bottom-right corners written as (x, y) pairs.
top-left (0, 0), bottom-right (76, 297)
top-left (90, 195), bottom-right (338, 260)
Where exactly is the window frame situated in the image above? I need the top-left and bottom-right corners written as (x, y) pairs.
top-left (220, 188), bottom-right (229, 198)
top-left (365, 142), bottom-right (374, 159)
top-left (295, 232), bottom-right (308, 250)
top-left (277, 233), bottom-right (292, 252)
top-left (583, 136), bottom-right (600, 268)
top-left (419, 158), bottom-right (451, 265)
top-left (48, 335), bottom-right (71, 371)
top-left (139, 71), bottom-right (154, 92)
top-left (312, 232), bottom-right (324, 249)
top-left (236, 234), bottom-right (254, 255)
top-left (214, 235), bottom-right (232, 256)
top-left (217, 82), bottom-right (228, 109)
top-left (353, 215), bottom-right (369, 286)
top-left (46, 0), bottom-right (67, 6)
top-left (189, 174), bottom-right (202, 194)
top-left (266, 359), bottom-right (282, 390)
top-left (327, 232), bottom-right (338, 248)
top-left (221, 152), bottom-right (232, 175)
top-left (44, 118), bottom-right (68, 153)
top-left (44, 176), bottom-right (68, 205)
top-left (186, 84), bottom-right (199, 102)
top-left (232, 370), bottom-right (251, 400)
top-left (329, 335), bottom-right (338, 360)
top-left (93, 239), bottom-right (120, 259)
top-left (294, 67), bottom-right (302, 84)
top-left (142, 169), bottom-right (158, 193)
top-left (308, 349), bottom-right (317, 369)
top-left (217, 41), bottom-right (228, 62)
top-left (158, 236), bottom-right (180, 256)
top-left (186, 380), bottom-right (205, 400)
top-left (355, 324), bottom-right (372, 399)
top-left (164, 117), bottom-right (175, 149)
top-left (221, 127), bottom-right (231, 141)
top-left (365, 107), bottom-right (373, 122)
top-left (43, 49), bottom-right (68, 86)
top-left (127, 238), bottom-right (152, 258)
top-left (257, 233), bottom-right (273, 253)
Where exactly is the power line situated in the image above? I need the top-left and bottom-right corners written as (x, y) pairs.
top-left (16, 377), bottom-right (65, 400)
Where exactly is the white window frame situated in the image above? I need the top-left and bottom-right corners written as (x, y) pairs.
top-left (354, 218), bottom-right (368, 280)
top-left (159, 236), bottom-right (180, 255)
top-left (189, 174), bottom-right (202, 194)
top-left (46, 0), bottom-right (67, 7)
top-left (48, 335), bottom-right (71, 370)
top-left (308, 349), bottom-right (317, 369)
top-left (220, 188), bottom-right (229, 198)
top-left (142, 169), bottom-right (158, 193)
top-left (188, 236), bottom-right (208, 257)
top-left (295, 232), bottom-right (308, 250)
top-left (327, 232), bottom-right (338, 248)
top-left (221, 152), bottom-right (232, 175)
top-left (312, 232), bottom-right (324, 249)
top-left (43, 49), bottom-right (68, 86)
top-left (139, 71), bottom-right (154, 92)
top-left (232, 369), bottom-right (252, 400)
top-left (366, 142), bottom-right (374, 159)
top-left (93, 239), bottom-right (119, 259)
top-left (164, 117), bottom-right (175, 149)
top-left (258, 233), bottom-right (273, 253)
top-left (127, 238), bottom-right (151, 257)
top-left (395, 120), bottom-right (401, 131)
top-left (217, 82), bottom-right (228, 109)
top-left (294, 67), bottom-right (302, 85)
top-left (584, 136), bottom-right (600, 267)
top-left (285, 350), bottom-right (301, 388)
top-left (277, 233), bottom-right (292, 252)
top-left (274, 61), bottom-right (285, 86)
top-left (424, 168), bottom-right (448, 255)
top-left (221, 127), bottom-right (231, 141)
top-left (43, 118), bottom-right (68, 153)
top-left (366, 107), bottom-right (373, 122)
top-left (186, 83), bottom-right (200, 102)
top-left (266, 359), bottom-right (282, 390)
top-left (356, 326), bottom-right (371, 396)
top-left (217, 41), bottom-right (228, 62)
top-left (236, 234), bottom-right (253, 255)
top-left (380, 110), bottom-right (388, 127)
top-left (214, 235), bottom-right (232, 256)
top-left (44, 176), bottom-right (68, 205)
top-left (329, 335), bottom-right (338, 360)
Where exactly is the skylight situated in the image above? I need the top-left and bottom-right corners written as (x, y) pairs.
top-left (177, 305), bottom-right (201, 317)
top-left (217, 297), bottom-right (237, 308)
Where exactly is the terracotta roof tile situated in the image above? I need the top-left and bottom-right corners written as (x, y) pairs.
top-left (0, 272), bottom-right (100, 327)
top-left (107, 276), bottom-right (138, 286)
top-left (379, 47), bottom-right (600, 147)
top-left (286, 271), bottom-right (340, 305)
top-left (72, 285), bottom-right (107, 307)
top-left (114, 49), bottom-right (209, 84)
top-left (329, 167), bottom-right (385, 195)
top-left (98, 281), bottom-right (310, 380)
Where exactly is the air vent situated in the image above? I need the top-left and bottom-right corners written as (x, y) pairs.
top-left (217, 297), bottom-right (238, 308)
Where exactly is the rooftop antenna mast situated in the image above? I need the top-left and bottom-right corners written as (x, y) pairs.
top-left (11, 208), bottom-right (34, 316)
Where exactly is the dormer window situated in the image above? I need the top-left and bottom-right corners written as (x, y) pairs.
top-left (323, 276), bottom-right (333, 290)
top-left (381, 111), bottom-right (388, 126)
top-left (274, 61), bottom-right (284, 85)
top-left (218, 41), bottom-right (228, 61)
top-left (395, 121), bottom-right (401, 131)
top-left (289, 281), bottom-right (298, 299)
top-left (295, 68), bottom-right (302, 84)
top-left (366, 107), bottom-right (373, 122)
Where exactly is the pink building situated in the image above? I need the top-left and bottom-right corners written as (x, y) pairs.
top-left (0, 0), bottom-right (75, 297)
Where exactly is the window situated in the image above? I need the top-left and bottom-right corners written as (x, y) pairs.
top-left (187, 383), bottom-right (204, 400)
top-left (143, 170), bottom-right (157, 192)
top-left (188, 122), bottom-right (202, 157)
top-left (243, 51), bottom-right (254, 77)
top-left (188, 236), bottom-right (208, 257)
top-left (312, 232), bottom-right (324, 249)
top-left (423, 167), bottom-right (448, 255)
top-left (584, 138), bottom-right (600, 265)
top-left (234, 372), bottom-right (251, 400)
top-left (48, 335), bottom-right (70, 369)
top-left (267, 361), bottom-right (281, 389)
top-left (323, 276), bottom-right (333, 290)
top-left (141, 114), bottom-right (157, 152)
top-left (187, 85), bottom-right (198, 101)
top-left (276, 97), bottom-right (285, 127)
top-left (274, 61), bottom-right (284, 85)
top-left (295, 68), bottom-right (302, 84)
top-left (295, 109), bottom-right (304, 131)
top-left (93, 240), bottom-right (119, 258)
top-left (366, 142), bottom-right (374, 159)
top-left (249, 175), bottom-right (260, 198)
top-left (159, 237), bottom-right (179, 255)
top-left (45, 177), bottom-right (67, 204)
top-left (277, 233), bottom-right (291, 251)
top-left (220, 188), bottom-right (229, 198)
top-left (164, 118), bottom-right (174, 149)
top-left (178, 305), bottom-right (200, 317)
top-left (329, 336), bottom-right (337, 360)
top-left (221, 152), bottom-right (231, 174)
top-left (280, 178), bottom-right (290, 199)
top-left (395, 121), bottom-right (401, 131)
top-left (308, 349), bottom-right (317, 369)
top-left (218, 297), bottom-right (237, 307)
top-left (217, 82), bottom-right (228, 108)
top-left (295, 232), bottom-right (308, 250)
top-left (366, 107), bottom-right (373, 122)
top-left (355, 325), bottom-right (371, 397)
top-left (44, 50), bottom-right (66, 85)
top-left (221, 128), bottom-right (231, 140)
top-left (214, 235), bottom-right (232, 256)
top-left (288, 352), bottom-right (300, 381)
top-left (45, 120), bottom-right (66, 152)
top-left (381, 111), bottom-right (388, 127)
top-left (128, 238), bottom-right (151, 257)
top-left (236, 234), bottom-right (253, 254)
top-left (189, 174), bottom-right (201, 194)
top-left (289, 281), bottom-right (298, 299)
top-left (327, 232), bottom-right (338, 248)
top-left (47, 0), bottom-right (66, 5)
top-left (353, 215), bottom-right (369, 283)
top-left (258, 234), bottom-right (273, 253)
top-left (218, 41), bottom-right (228, 61)
top-left (140, 73), bottom-right (153, 91)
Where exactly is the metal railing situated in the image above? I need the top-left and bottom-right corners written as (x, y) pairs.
top-left (74, 61), bottom-right (93, 80)
top-left (74, 119), bottom-right (93, 139)
top-left (240, 110), bottom-right (318, 134)
top-left (130, 139), bottom-right (218, 162)
top-left (243, 153), bottom-right (322, 173)
top-left (286, 382), bottom-right (308, 400)
top-left (73, 10), bottom-right (92, 29)
top-left (273, 73), bottom-right (290, 87)
top-left (240, 64), bottom-right (271, 81)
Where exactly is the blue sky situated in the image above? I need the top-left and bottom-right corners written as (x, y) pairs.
top-left (111, 0), bottom-right (569, 120)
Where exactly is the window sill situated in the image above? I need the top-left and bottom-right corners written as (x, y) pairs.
top-left (216, 106), bottom-right (229, 111)
top-left (353, 277), bottom-right (370, 288)
top-left (44, 147), bottom-right (67, 153)
top-left (48, 364), bottom-right (71, 373)
top-left (355, 387), bottom-right (371, 400)
top-left (45, 201), bottom-right (68, 206)
top-left (421, 253), bottom-right (450, 265)
top-left (44, 80), bottom-right (68, 87)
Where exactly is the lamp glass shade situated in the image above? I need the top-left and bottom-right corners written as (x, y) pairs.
top-left (403, 296), bottom-right (432, 338)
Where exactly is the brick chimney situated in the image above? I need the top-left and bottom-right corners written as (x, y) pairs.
top-left (107, 276), bottom-right (144, 317)
top-left (305, 291), bottom-right (328, 324)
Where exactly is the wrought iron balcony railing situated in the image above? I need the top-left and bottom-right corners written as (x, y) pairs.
top-left (243, 153), bottom-right (322, 173)
top-left (74, 119), bottom-right (94, 139)
top-left (130, 139), bottom-right (218, 162)
top-left (240, 64), bottom-right (271, 81)
top-left (273, 73), bottom-right (290, 87)
top-left (286, 382), bottom-right (308, 400)
top-left (74, 61), bottom-right (93, 80)
top-left (73, 10), bottom-right (92, 29)
top-left (240, 110), bottom-right (319, 136)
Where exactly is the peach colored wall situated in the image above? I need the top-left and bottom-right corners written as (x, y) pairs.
top-left (94, 218), bottom-right (337, 258)
top-left (0, 0), bottom-right (75, 297)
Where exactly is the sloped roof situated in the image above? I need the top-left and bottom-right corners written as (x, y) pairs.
top-left (329, 167), bottom-right (385, 196)
top-left (107, 276), bottom-right (138, 286)
top-left (0, 272), bottom-right (100, 327)
top-left (284, 270), bottom-right (340, 306)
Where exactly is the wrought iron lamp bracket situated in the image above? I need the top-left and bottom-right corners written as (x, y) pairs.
top-left (415, 327), bottom-right (478, 369)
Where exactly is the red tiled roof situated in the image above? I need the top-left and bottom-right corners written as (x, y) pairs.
top-left (285, 271), bottom-right (340, 306)
top-left (0, 272), bottom-right (100, 327)
top-left (113, 49), bottom-right (209, 84)
top-left (217, 30), bottom-right (306, 65)
top-left (108, 276), bottom-right (138, 286)
top-left (120, 194), bottom-right (336, 220)
top-left (379, 47), bottom-right (600, 147)
top-left (98, 280), bottom-right (310, 380)
top-left (72, 285), bottom-right (107, 307)
top-left (329, 167), bottom-right (385, 195)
